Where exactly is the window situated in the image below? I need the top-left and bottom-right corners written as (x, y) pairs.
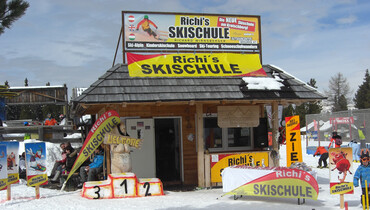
top-left (204, 116), bottom-right (253, 151)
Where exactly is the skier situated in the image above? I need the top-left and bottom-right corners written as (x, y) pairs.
top-left (313, 146), bottom-right (329, 168)
top-left (136, 15), bottom-right (159, 39)
top-left (328, 131), bottom-right (342, 148)
top-left (349, 140), bottom-right (361, 162)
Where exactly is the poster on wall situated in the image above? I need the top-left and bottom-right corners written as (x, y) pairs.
top-left (122, 11), bottom-right (260, 52)
top-left (25, 142), bottom-right (48, 186)
top-left (0, 144), bottom-right (8, 190)
top-left (1, 141), bottom-right (20, 185)
top-left (285, 115), bottom-right (303, 167)
top-left (329, 147), bottom-right (354, 194)
top-left (210, 152), bottom-right (269, 183)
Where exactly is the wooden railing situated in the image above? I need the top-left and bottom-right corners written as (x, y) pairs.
top-left (0, 125), bottom-right (83, 143)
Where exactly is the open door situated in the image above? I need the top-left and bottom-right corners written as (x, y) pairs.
top-left (155, 118), bottom-right (181, 184)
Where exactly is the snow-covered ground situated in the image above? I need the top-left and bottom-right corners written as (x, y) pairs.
top-left (0, 138), bottom-right (363, 209)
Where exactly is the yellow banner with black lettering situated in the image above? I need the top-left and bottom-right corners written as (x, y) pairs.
top-left (27, 174), bottom-right (48, 187)
top-left (127, 53), bottom-right (266, 77)
top-left (285, 115), bottom-right (303, 167)
top-left (210, 152), bottom-right (269, 183)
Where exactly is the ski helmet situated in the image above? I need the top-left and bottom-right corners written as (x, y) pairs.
top-left (144, 15), bottom-right (148, 19)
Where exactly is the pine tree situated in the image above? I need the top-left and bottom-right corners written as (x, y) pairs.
top-left (0, 0), bottom-right (29, 35)
top-left (354, 69), bottom-right (370, 109)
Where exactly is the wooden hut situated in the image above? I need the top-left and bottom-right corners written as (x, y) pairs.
top-left (71, 64), bottom-right (325, 187)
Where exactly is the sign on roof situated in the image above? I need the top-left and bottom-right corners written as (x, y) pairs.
top-left (122, 11), bottom-right (261, 52)
top-left (127, 52), bottom-right (266, 77)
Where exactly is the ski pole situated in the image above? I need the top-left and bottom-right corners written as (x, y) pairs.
top-left (363, 194), bottom-right (365, 210)
top-left (366, 180), bottom-right (369, 210)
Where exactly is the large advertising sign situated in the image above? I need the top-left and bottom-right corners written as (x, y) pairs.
top-left (329, 147), bottom-right (354, 194)
top-left (122, 11), bottom-right (260, 52)
top-left (285, 115), bottom-right (303, 167)
top-left (25, 142), bottom-right (48, 186)
top-left (127, 52), bottom-right (265, 77)
top-left (210, 152), bottom-right (269, 183)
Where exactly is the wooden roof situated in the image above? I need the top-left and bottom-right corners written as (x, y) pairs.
top-left (72, 64), bottom-right (325, 113)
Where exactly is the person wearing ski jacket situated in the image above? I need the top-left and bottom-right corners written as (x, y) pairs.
top-left (354, 149), bottom-right (370, 206)
top-left (136, 15), bottom-right (158, 38)
top-left (328, 132), bottom-right (342, 148)
top-left (313, 146), bottom-right (329, 168)
top-left (79, 147), bottom-right (104, 183)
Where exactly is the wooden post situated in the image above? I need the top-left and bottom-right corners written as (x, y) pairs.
top-left (7, 185), bottom-right (11, 200)
top-left (204, 153), bottom-right (211, 188)
top-left (340, 194), bottom-right (344, 209)
top-left (271, 102), bottom-right (280, 167)
top-left (196, 103), bottom-right (205, 188)
top-left (105, 144), bottom-right (111, 175)
top-left (35, 185), bottom-right (40, 199)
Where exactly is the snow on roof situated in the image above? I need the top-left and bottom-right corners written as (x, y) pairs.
top-left (269, 64), bottom-right (323, 94)
top-left (9, 85), bottom-right (64, 89)
top-left (242, 76), bottom-right (284, 90)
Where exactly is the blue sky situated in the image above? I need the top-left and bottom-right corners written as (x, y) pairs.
top-left (0, 0), bottom-right (369, 100)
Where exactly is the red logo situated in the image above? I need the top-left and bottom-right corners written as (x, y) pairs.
top-left (128, 15), bottom-right (135, 22)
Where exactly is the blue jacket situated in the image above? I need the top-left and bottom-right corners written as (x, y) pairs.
top-left (89, 153), bottom-right (104, 169)
top-left (354, 164), bottom-right (370, 188)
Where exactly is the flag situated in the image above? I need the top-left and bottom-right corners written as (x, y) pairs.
top-left (61, 110), bottom-right (120, 190)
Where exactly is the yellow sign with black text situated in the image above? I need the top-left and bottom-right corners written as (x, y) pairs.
top-left (285, 116), bottom-right (303, 167)
top-left (210, 152), bottom-right (269, 183)
top-left (127, 53), bottom-right (266, 77)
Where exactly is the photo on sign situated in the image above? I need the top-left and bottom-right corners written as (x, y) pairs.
top-left (25, 142), bottom-right (47, 176)
top-left (1, 141), bottom-right (19, 175)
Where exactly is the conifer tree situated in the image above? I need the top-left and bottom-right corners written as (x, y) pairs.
top-left (0, 0), bottom-right (29, 35)
top-left (325, 72), bottom-right (351, 112)
top-left (354, 69), bottom-right (370, 109)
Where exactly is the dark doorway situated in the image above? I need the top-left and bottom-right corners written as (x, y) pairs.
top-left (155, 118), bottom-right (181, 185)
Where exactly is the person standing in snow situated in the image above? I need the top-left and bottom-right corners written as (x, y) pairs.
top-left (354, 149), bottom-right (370, 206)
top-left (313, 146), bottom-right (329, 168)
top-left (349, 140), bottom-right (361, 162)
top-left (328, 131), bottom-right (342, 148)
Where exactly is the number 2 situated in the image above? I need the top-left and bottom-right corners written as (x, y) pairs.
top-left (143, 182), bottom-right (152, 196)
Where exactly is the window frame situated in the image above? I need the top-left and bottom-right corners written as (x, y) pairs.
top-left (203, 114), bottom-right (254, 152)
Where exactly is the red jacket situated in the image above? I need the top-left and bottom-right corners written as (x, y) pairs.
top-left (45, 118), bottom-right (57, 126)
top-left (314, 146), bottom-right (328, 155)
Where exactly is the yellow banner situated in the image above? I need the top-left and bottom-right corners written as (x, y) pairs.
top-left (7, 173), bottom-right (19, 185)
top-left (127, 53), bottom-right (266, 77)
top-left (226, 178), bottom-right (318, 200)
top-left (27, 174), bottom-right (48, 187)
top-left (285, 116), bottom-right (302, 167)
top-left (330, 182), bottom-right (354, 194)
top-left (0, 178), bottom-right (7, 190)
top-left (64, 110), bottom-right (121, 185)
top-left (210, 152), bottom-right (269, 183)
top-left (104, 133), bottom-right (143, 149)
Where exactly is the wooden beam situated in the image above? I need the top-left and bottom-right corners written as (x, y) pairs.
top-left (196, 103), bottom-right (205, 187)
top-left (271, 101), bottom-right (280, 167)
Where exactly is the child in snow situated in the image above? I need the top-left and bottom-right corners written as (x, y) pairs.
top-left (354, 149), bottom-right (370, 206)
top-left (313, 146), bottom-right (329, 168)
